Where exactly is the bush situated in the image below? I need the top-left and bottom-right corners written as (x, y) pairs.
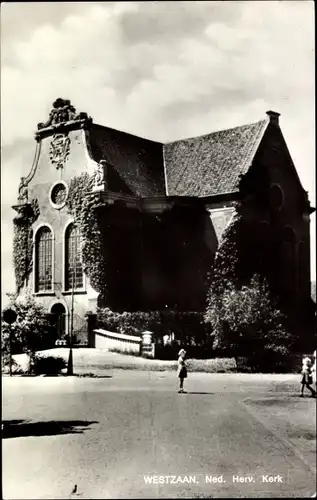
top-left (2, 293), bottom-right (57, 358)
top-left (1, 354), bottom-right (25, 375)
top-left (30, 355), bottom-right (67, 376)
top-left (205, 274), bottom-right (294, 371)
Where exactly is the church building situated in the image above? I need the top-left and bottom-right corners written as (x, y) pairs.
top-left (12, 98), bottom-right (315, 344)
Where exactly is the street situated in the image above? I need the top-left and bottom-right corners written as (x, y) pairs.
top-left (2, 372), bottom-right (316, 498)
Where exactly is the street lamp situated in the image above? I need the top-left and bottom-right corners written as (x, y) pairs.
top-left (67, 257), bottom-right (75, 376)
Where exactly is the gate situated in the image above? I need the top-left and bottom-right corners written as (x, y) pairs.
top-left (71, 313), bottom-right (88, 346)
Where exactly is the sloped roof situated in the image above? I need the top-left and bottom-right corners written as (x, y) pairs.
top-left (88, 124), bottom-right (166, 197)
top-left (86, 117), bottom-right (269, 199)
top-left (163, 119), bottom-right (268, 197)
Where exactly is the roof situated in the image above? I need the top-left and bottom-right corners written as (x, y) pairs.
top-left (35, 99), bottom-right (272, 199)
top-left (163, 119), bottom-right (268, 197)
top-left (87, 124), bottom-right (166, 197)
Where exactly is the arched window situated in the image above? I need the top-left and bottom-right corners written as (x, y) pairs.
top-left (269, 184), bottom-right (284, 211)
top-left (35, 226), bottom-right (53, 292)
top-left (297, 241), bottom-right (308, 295)
top-left (281, 225), bottom-right (296, 293)
top-left (65, 223), bottom-right (83, 290)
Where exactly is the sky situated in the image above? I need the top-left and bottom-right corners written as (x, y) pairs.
top-left (1, 1), bottom-right (315, 307)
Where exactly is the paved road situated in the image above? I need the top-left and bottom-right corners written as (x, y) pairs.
top-left (2, 372), bottom-right (316, 499)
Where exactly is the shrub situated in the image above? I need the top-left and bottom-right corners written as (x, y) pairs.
top-left (2, 294), bottom-right (57, 362)
top-left (30, 355), bottom-right (67, 376)
top-left (1, 355), bottom-right (24, 375)
top-left (205, 274), bottom-right (294, 371)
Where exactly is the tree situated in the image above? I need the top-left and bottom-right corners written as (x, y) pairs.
top-left (205, 275), bottom-right (294, 371)
top-left (1, 293), bottom-right (56, 369)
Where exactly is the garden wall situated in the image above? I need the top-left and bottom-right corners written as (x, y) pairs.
top-left (94, 329), bottom-right (142, 354)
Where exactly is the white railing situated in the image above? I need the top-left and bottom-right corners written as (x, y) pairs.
top-left (93, 329), bottom-right (142, 354)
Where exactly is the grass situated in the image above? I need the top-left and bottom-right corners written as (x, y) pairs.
top-left (4, 348), bottom-right (303, 376)
top-left (108, 348), bottom-right (141, 357)
top-left (74, 357), bottom-right (237, 374)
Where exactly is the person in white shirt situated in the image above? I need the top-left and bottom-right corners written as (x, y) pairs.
top-left (177, 349), bottom-right (187, 393)
top-left (312, 350), bottom-right (316, 390)
top-left (300, 356), bottom-right (316, 397)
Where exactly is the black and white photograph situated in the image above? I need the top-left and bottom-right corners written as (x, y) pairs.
top-left (1, 1), bottom-right (316, 498)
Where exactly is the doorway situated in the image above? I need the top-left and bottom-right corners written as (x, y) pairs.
top-left (50, 303), bottom-right (67, 340)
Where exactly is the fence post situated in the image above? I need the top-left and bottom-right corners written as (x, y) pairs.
top-left (141, 331), bottom-right (155, 358)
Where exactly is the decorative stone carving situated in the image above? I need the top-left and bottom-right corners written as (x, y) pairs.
top-left (37, 98), bottom-right (89, 130)
top-left (92, 160), bottom-right (108, 192)
top-left (49, 133), bottom-right (71, 170)
top-left (18, 177), bottom-right (28, 203)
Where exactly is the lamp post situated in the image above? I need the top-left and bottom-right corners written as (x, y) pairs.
top-left (67, 258), bottom-right (75, 376)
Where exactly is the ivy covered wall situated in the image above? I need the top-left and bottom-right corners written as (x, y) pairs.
top-left (13, 199), bottom-right (40, 292)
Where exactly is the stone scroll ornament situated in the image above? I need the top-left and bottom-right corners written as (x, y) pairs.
top-left (18, 177), bottom-right (28, 203)
top-left (37, 98), bottom-right (88, 130)
top-left (92, 160), bottom-right (108, 191)
top-left (49, 133), bottom-right (71, 170)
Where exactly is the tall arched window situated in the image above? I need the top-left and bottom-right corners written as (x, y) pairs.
top-left (65, 223), bottom-right (83, 290)
top-left (282, 225), bottom-right (296, 294)
top-left (297, 241), bottom-right (308, 296)
top-left (35, 226), bottom-right (53, 292)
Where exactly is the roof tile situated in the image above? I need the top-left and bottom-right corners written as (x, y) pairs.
top-left (163, 119), bottom-right (268, 197)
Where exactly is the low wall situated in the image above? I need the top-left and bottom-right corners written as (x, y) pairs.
top-left (94, 329), bottom-right (142, 354)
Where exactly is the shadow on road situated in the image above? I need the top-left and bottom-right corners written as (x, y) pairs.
top-left (2, 420), bottom-right (98, 439)
top-left (187, 392), bottom-right (214, 395)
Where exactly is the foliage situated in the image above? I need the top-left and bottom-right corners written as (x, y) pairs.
top-left (1, 355), bottom-right (24, 375)
top-left (1, 293), bottom-right (56, 360)
top-left (66, 173), bottom-right (108, 300)
top-left (30, 355), bottom-right (67, 375)
top-left (96, 307), bottom-right (206, 344)
top-left (205, 274), bottom-right (294, 371)
top-left (209, 209), bottom-right (243, 296)
top-left (13, 199), bottom-right (40, 292)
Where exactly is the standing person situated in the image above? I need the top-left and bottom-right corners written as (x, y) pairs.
top-left (312, 350), bottom-right (316, 391)
top-left (177, 349), bottom-right (187, 393)
top-left (300, 356), bottom-right (316, 397)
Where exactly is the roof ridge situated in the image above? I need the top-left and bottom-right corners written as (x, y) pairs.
top-left (240, 118), bottom-right (269, 171)
top-left (163, 119), bottom-right (266, 146)
top-left (92, 122), bottom-right (164, 146)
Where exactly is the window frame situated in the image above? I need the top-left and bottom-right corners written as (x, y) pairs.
top-left (33, 224), bottom-right (54, 294)
top-left (63, 221), bottom-right (85, 293)
top-left (49, 180), bottom-right (68, 210)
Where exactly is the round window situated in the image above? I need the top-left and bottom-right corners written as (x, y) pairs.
top-left (50, 182), bottom-right (68, 209)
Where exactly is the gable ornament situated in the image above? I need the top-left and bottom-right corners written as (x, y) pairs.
top-left (18, 177), bottom-right (28, 203)
top-left (92, 160), bottom-right (108, 192)
top-left (37, 98), bottom-right (89, 130)
top-left (49, 133), bottom-right (71, 170)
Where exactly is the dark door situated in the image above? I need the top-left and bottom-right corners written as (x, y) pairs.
top-left (50, 303), bottom-right (66, 340)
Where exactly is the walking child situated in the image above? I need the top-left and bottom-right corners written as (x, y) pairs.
top-left (300, 356), bottom-right (316, 397)
top-left (177, 349), bottom-right (187, 393)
